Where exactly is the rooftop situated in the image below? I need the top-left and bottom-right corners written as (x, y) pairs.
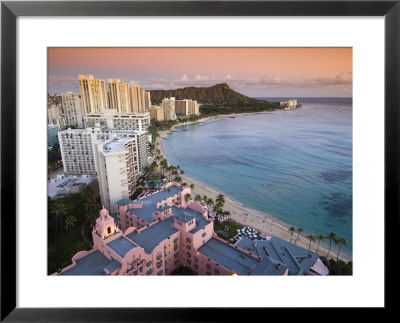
top-left (236, 237), bottom-right (319, 275)
top-left (104, 259), bottom-right (122, 275)
top-left (107, 236), bottom-right (137, 258)
top-left (128, 186), bottom-right (182, 223)
top-left (198, 238), bottom-right (259, 275)
top-left (126, 217), bottom-right (178, 254)
top-left (171, 206), bottom-right (209, 233)
top-left (47, 175), bottom-right (95, 198)
top-left (59, 250), bottom-right (112, 276)
top-left (102, 138), bottom-right (132, 154)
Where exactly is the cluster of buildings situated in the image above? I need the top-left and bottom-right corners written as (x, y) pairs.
top-left (148, 97), bottom-right (200, 121)
top-left (55, 182), bottom-right (329, 276)
top-left (280, 99), bottom-right (299, 109)
top-left (48, 74), bottom-right (202, 214)
top-left (49, 76), bottom-right (328, 277)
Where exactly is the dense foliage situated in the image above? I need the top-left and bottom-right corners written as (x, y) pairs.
top-left (48, 143), bottom-right (62, 171)
top-left (325, 259), bottom-right (353, 275)
top-left (48, 187), bottom-right (101, 274)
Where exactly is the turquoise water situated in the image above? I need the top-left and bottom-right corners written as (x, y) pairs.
top-left (162, 98), bottom-right (352, 256)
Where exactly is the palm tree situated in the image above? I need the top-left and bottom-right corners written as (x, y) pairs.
top-left (316, 235), bottom-right (325, 254)
top-left (326, 232), bottom-right (338, 259)
top-left (189, 183), bottom-right (194, 191)
top-left (294, 227), bottom-right (303, 245)
top-left (184, 193), bottom-right (192, 203)
top-left (215, 194), bottom-right (225, 208)
top-left (206, 198), bottom-right (214, 210)
top-left (306, 234), bottom-right (316, 251)
top-left (50, 201), bottom-right (68, 242)
top-left (223, 210), bottom-right (231, 218)
top-left (64, 215), bottom-right (77, 232)
top-left (202, 195), bottom-right (208, 205)
top-left (288, 227), bottom-right (295, 243)
top-left (335, 237), bottom-right (348, 260)
top-left (194, 195), bottom-right (202, 203)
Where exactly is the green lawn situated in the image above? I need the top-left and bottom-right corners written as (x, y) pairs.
top-left (213, 220), bottom-right (243, 242)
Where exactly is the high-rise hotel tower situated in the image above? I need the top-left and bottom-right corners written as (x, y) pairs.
top-left (79, 75), bottom-right (108, 114)
top-left (108, 79), bottom-right (131, 113)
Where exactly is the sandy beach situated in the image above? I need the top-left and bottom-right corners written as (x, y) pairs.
top-left (155, 118), bottom-right (352, 263)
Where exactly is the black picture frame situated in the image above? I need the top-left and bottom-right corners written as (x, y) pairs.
top-left (1, 0), bottom-right (398, 321)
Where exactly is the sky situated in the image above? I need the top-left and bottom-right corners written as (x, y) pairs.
top-left (48, 48), bottom-right (352, 98)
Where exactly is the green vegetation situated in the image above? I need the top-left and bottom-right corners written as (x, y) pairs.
top-left (325, 259), bottom-right (352, 275)
top-left (199, 100), bottom-right (280, 115)
top-left (48, 143), bottom-right (62, 172)
top-left (213, 220), bottom-right (243, 242)
top-left (48, 187), bottom-right (101, 274)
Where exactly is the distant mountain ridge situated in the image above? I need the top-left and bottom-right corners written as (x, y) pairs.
top-left (149, 83), bottom-right (268, 104)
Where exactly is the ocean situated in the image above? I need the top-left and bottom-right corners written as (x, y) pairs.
top-left (162, 97), bottom-right (353, 256)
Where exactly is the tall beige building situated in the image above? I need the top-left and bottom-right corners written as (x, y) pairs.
top-left (162, 97), bottom-right (177, 121)
top-left (147, 106), bottom-right (164, 121)
top-left (129, 85), bottom-right (145, 113)
top-left (175, 99), bottom-right (200, 116)
top-left (144, 91), bottom-right (151, 109)
top-left (78, 75), bottom-right (108, 115)
top-left (108, 79), bottom-right (131, 113)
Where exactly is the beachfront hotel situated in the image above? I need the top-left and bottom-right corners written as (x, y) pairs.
top-left (58, 126), bottom-right (149, 176)
top-left (147, 106), bottom-right (165, 121)
top-left (55, 182), bottom-right (328, 276)
top-left (162, 97), bottom-right (200, 119)
top-left (95, 132), bottom-right (149, 212)
top-left (175, 99), bottom-right (200, 116)
top-left (162, 97), bottom-right (177, 121)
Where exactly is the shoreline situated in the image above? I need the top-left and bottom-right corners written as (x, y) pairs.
top-left (155, 114), bottom-right (352, 263)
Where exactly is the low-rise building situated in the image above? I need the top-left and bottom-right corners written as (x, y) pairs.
top-left (55, 183), bottom-right (328, 276)
top-left (48, 174), bottom-right (96, 199)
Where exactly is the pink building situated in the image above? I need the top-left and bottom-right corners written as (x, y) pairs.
top-left (55, 183), bottom-right (328, 276)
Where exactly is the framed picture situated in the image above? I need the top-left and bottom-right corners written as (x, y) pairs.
top-left (1, 0), bottom-right (398, 320)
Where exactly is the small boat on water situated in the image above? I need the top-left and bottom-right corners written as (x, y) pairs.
top-left (229, 116), bottom-right (236, 118)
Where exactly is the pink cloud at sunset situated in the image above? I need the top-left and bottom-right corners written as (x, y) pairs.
top-left (48, 48), bottom-right (352, 97)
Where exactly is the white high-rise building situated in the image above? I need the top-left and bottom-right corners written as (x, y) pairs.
top-left (94, 131), bottom-right (148, 212)
top-left (84, 109), bottom-right (150, 131)
top-left (78, 75), bottom-right (108, 115)
top-left (58, 126), bottom-right (149, 177)
top-left (108, 79), bottom-right (131, 113)
top-left (62, 92), bottom-right (84, 127)
top-left (162, 97), bottom-right (177, 121)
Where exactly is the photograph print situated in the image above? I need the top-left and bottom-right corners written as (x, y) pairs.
top-left (47, 47), bottom-right (352, 276)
